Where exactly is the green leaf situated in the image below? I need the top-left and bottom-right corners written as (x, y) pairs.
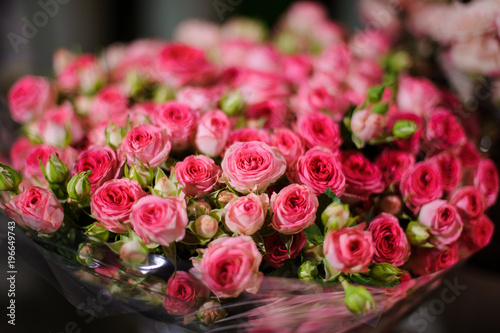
top-left (303, 224), bottom-right (324, 245)
top-left (367, 85), bottom-right (385, 103)
top-left (348, 273), bottom-right (401, 288)
top-left (371, 103), bottom-right (389, 115)
top-left (324, 188), bottom-right (341, 203)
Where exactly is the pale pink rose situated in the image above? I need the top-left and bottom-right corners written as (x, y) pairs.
top-left (53, 48), bottom-right (74, 75)
top-left (279, 1), bottom-right (328, 36)
top-left (86, 121), bottom-right (110, 146)
top-left (8, 75), bottom-right (54, 123)
top-left (350, 30), bottom-right (391, 59)
top-left (290, 147), bottom-right (345, 196)
top-left (175, 155), bottom-right (221, 198)
top-left (176, 86), bottom-right (223, 113)
top-left (226, 128), bottom-right (271, 149)
top-left (118, 124), bottom-right (171, 168)
top-left (174, 19), bottom-right (221, 50)
top-left (152, 102), bottom-right (198, 151)
top-left (447, 36), bottom-right (500, 76)
top-left (164, 271), bottom-right (210, 315)
top-left (89, 86), bottom-right (129, 126)
top-left (38, 102), bottom-right (84, 147)
top-left (351, 109), bottom-right (386, 142)
top-left (368, 213), bottom-right (410, 267)
top-left (24, 145), bottom-right (62, 181)
top-left (314, 44), bottom-right (353, 81)
top-left (473, 159), bottom-right (499, 207)
top-left (10, 137), bottom-right (35, 170)
top-left (400, 162), bottom-right (444, 214)
top-left (72, 145), bottom-right (118, 194)
top-left (246, 98), bottom-right (289, 129)
top-left (429, 151), bottom-right (462, 193)
top-left (57, 54), bottom-right (105, 94)
top-left (224, 193), bottom-right (269, 236)
top-left (5, 186), bottom-right (63, 233)
top-left (419, 200), bottom-right (463, 248)
top-left (397, 75), bottom-right (441, 116)
top-left (196, 236), bottom-right (263, 298)
top-left (221, 141), bottom-right (286, 194)
top-left (323, 225), bottom-right (374, 273)
top-left (313, 21), bottom-right (346, 50)
top-left (450, 186), bottom-right (486, 222)
top-left (91, 179), bottom-right (146, 233)
top-left (270, 184), bottom-right (318, 235)
top-left (296, 112), bottom-right (342, 152)
top-left (359, 0), bottom-right (403, 39)
top-left (195, 110), bottom-right (231, 157)
top-left (130, 195), bottom-right (188, 246)
top-left (270, 128), bottom-right (305, 165)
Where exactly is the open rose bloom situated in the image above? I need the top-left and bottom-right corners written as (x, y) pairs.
top-left (1, 2), bottom-right (499, 332)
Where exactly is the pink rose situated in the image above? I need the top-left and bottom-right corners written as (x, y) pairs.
top-left (270, 184), bottom-right (319, 235)
top-left (230, 69), bottom-right (289, 105)
top-left (270, 128), bottom-right (305, 165)
top-left (221, 141), bottom-right (286, 194)
top-left (323, 225), bottom-right (374, 273)
top-left (449, 186), bottom-right (486, 222)
top-left (400, 162), bottom-right (443, 214)
top-left (72, 145), bottom-right (118, 194)
top-left (387, 112), bottom-right (422, 154)
top-left (290, 148), bottom-right (345, 196)
top-left (196, 236), bottom-right (263, 298)
top-left (429, 151), bottom-right (462, 193)
top-left (283, 55), bottom-right (313, 85)
top-left (295, 112), bottom-right (342, 152)
top-left (164, 271), bottom-right (210, 315)
top-left (131, 195), bottom-right (188, 246)
top-left (175, 155), bottom-right (221, 198)
top-left (8, 75), bottom-right (54, 123)
top-left (91, 179), bottom-right (146, 233)
top-left (89, 86), bottom-right (128, 126)
top-left (10, 138), bottom-right (35, 170)
top-left (195, 110), bottom-right (231, 157)
top-left (174, 19), bottom-right (221, 50)
top-left (263, 232), bottom-right (307, 269)
top-left (368, 213), bottom-right (410, 267)
top-left (350, 109), bottom-right (386, 142)
top-left (447, 36), bottom-right (500, 76)
top-left (24, 145), bottom-right (60, 181)
top-left (408, 242), bottom-right (459, 276)
top-left (5, 186), bottom-right (63, 233)
top-left (38, 102), bottom-right (84, 147)
top-left (176, 86), bottom-right (222, 113)
top-left (473, 159), bottom-right (499, 207)
top-left (375, 150), bottom-right (415, 187)
top-left (57, 54), bottom-right (105, 94)
top-left (341, 151), bottom-right (384, 202)
top-left (460, 215), bottom-right (495, 253)
top-left (458, 142), bottom-right (480, 169)
top-left (423, 109), bottom-right (465, 152)
top-left (350, 30), bottom-right (391, 59)
top-left (246, 99), bottom-right (289, 129)
top-left (224, 193), bottom-right (269, 236)
top-left (153, 102), bottom-right (198, 152)
top-left (226, 128), bottom-right (271, 149)
top-left (118, 124), bottom-right (171, 168)
top-left (419, 200), bottom-right (463, 248)
top-left (397, 75), bottom-right (441, 117)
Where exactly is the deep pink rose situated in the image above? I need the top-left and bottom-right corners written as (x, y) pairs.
top-left (375, 149), bottom-right (415, 187)
top-left (397, 75), bottom-right (441, 117)
top-left (175, 155), bottom-right (221, 198)
top-left (91, 179), bottom-right (146, 233)
top-left (429, 151), bottom-right (462, 193)
top-left (89, 86), bottom-right (128, 126)
top-left (153, 102), bottom-right (198, 151)
top-left (449, 186), bottom-right (486, 222)
top-left (230, 69), bottom-right (289, 105)
top-left (263, 232), bottom-right (307, 269)
top-left (400, 162), bottom-right (443, 214)
top-left (38, 102), bottom-right (84, 147)
top-left (387, 112), bottom-right (422, 153)
top-left (419, 200), bottom-right (463, 248)
top-left (283, 54), bottom-right (313, 85)
top-left (341, 151), bottom-right (384, 202)
top-left (130, 195), bottom-right (188, 246)
top-left (423, 109), bottom-right (465, 152)
top-left (474, 159), bottom-right (499, 207)
top-left (72, 145), bottom-right (118, 194)
top-left (196, 236), bottom-right (263, 298)
top-left (118, 124), bottom-right (171, 168)
top-left (5, 186), bottom-right (63, 233)
top-left (270, 128), bottom-right (305, 165)
top-left (270, 184), bottom-right (319, 235)
top-left (224, 193), bottom-right (269, 236)
top-left (296, 112), bottom-right (342, 152)
top-left (458, 142), bottom-right (480, 169)
top-left (195, 110), bottom-right (231, 157)
top-left (408, 243), bottom-right (459, 276)
top-left (290, 148), bottom-right (345, 196)
top-left (221, 141), bottom-right (286, 194)
top-left (323, 225), bottom-right (374, 273)
top-left (368, 213), bottom-right (410, 267)
top-left (8, 75), bottom-right (54, 123)
top-left (164, 271), bottom-right (210, 315)
top-left (460, 215), bottom-right (495, 253)
top-left (246, 99), bottom-right (289, 129)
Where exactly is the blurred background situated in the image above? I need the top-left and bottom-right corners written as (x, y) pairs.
top-left (0, 1), bottom-right (499, 332)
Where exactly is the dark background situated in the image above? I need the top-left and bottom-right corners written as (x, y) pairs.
top-left (1, 1), bottom-right (499, 332)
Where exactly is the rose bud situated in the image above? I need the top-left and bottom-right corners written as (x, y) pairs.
top-left (370, 263), bottom-right (403, 285)
top-left (271, 184), bottom-right (318, 235)
top-left (379, 195), bottom-right (402, 215)
top-left (474, 158), bottom-right (499, 207)
top-left (419, 200), bottom-right (463, 248)
top-left (120, 240), bottom-right (149, 266)
top-left (263, 232), bottom-right (307, 269)
top-left (344, 285), bottom-right (376, 316)
top-left (225, 193), bottom-right (269, 236)
top-left (153, 177), bottom-right (178, 198)
top-left (77, 242), bottom-right (105, 266)
top-left (322, 201), bottom-right (350, 231)
top-left (449, 186), bottom-right (486, 222)
top-left (104, 120), bottom-right (126, 149)
top-left (175, 155), bottom-right (221, 198)
top-left (0, 163), bottom-right (22, 193)
top-left (197, 301), bottom-right (227, 325)
top-left (195, 110), bottom-right (231, 157)
top-left (164, 271), bottom-right (210, 316)
top-left (67, 171), bottom-right (91, 204)
top-left (408, 242), bottom-right (459, 276)
top-left (368, 213), bottom-right (410, 267)
top-left (124, 163), bottom-right (154, 189)
top-left (216, 190), bottom-right (238, 207)
top-left (405, 221), bottom-right (431, 246)
top-left (5, 186), bottom-right (64, 233)
top-left (41, 154), bottom-right (68, 184)
top-left (195, 215), bottom-right (219, 239)
top-left (220, 90), bottom-right (245, 116)
top-left (187, 200), bottom-right (211, 218)
top-left (351, 109), bottom-right (386, 142)
top-left (323, 225), bottom-right (374, 273)
top-left (298, 260), bottom-right (319, 281)
top-left (387, 113), bottom-right (422, 153)
top-left (85, 224), bottom-right (110, 243)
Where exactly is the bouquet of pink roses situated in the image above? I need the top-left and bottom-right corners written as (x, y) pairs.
top-left (0, 2), bottom-right (497, 332)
